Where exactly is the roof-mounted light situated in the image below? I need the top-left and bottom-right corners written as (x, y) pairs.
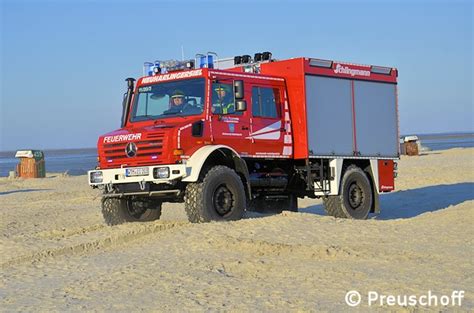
top-left (143, 62), bottom-right (154, 76)
top-left (195, 52), bottom-right (217, 69)
top-left (207, 55), bottom-right (214, 69)
top-left (254, 53), bottom-right (263, 62)
top-left (309, 58), bottom-right (333, 68)
top-left (241, 55), bottom-right (252, 64)
top-left (186, 60), bottom-right (195, 69)
top-left (262, 51), bottom-right (272, 61)
top-left (143, 59), bottom-right (195, 75)
top-left (234, 56), bottom-right (242, 65)
top-left (371, 66), bottom-right (392, 75)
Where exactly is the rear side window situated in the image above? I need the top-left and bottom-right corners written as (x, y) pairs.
top-left (252, 87), bottom-right (280, 118)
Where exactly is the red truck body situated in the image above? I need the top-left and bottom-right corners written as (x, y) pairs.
top-left (90, 54), bottom-right (399, 224)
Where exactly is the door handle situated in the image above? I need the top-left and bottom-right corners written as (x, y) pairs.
top-left (241, 126), bottom-right (249, 130)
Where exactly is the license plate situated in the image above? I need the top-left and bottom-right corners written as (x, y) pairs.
top-left (125, 167), bottom-right (149, 177)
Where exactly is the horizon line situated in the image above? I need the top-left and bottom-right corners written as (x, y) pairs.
top-left (1, 130), bottom-right (473, 153)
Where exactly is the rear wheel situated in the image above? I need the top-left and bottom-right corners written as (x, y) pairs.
top-left (101, 197), bottom-right (162, 225)
top-left (185, 166), bottom-right (246, 223)
top-left (323, 165), bottom-right (372, 219)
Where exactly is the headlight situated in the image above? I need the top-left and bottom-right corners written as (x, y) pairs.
top-left (153, 167), bottom-right (170, 179)
top-left (90, 171), bottom-right (103, 183)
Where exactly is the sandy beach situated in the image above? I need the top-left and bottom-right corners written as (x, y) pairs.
top-left (1, 148), bottom-right (473, 311)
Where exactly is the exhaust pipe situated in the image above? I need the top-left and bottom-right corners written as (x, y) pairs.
top-left (121, 78), bottom-right (136, 127)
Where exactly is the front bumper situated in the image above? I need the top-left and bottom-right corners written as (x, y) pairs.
top-left (88, 164), bottom-right (188, 187)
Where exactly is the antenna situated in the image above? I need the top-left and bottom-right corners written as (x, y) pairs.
top-left (181, 45), bottom-right (184, 61)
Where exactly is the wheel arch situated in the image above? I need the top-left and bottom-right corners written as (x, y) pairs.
top-left (341, 159), bottom-right (380, 213)
top-left (182, 145), bottom-right (251, 198)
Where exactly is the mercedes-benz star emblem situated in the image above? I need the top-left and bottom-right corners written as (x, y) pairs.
top-left (125, 142), bottom-right (137, 158)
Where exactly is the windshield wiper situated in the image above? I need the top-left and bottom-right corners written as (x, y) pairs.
top-left (162, 110), bottom-right (179, 115)
top-left (161, 111), bottom-right (187, 118)
top-left (133, 115), bottom-right (155, 121)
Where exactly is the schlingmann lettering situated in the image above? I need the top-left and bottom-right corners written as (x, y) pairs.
top-left (334, 64), bottom-right (370, 77)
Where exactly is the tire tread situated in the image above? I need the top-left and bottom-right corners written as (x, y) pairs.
top-left (184, 165), bottom-right (245, 223)
top-left (101, 197), bottom-right (162, 226)
top-left (323, 165), bottom-right (372, 219)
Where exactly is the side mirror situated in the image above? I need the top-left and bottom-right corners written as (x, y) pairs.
top-left (233, 80), bottom-right (244, 100)
top-left (235, 100), bottom-right (247, 112)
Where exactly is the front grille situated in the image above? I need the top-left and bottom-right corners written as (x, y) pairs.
top-left (102, 132), bottom-right (167, 165)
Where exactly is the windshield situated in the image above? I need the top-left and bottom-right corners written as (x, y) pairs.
top-left (130, 78), bottom-right (205, 122)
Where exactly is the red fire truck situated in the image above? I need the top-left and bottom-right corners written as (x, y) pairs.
top-left (89, 52), bottom-right (399, 225)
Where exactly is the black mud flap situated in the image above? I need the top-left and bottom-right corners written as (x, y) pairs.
top-left (365, 166), bottom-right (380, 214)
top-left (372, 182), bottom-right (380, 214)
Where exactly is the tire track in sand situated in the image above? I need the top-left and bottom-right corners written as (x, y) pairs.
top-left (1, 221), bottom-right (188, 269)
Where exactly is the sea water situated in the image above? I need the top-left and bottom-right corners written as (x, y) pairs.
top-left (0, 148), bottom-right (97, 177)
top-left (417, 133), bottom-right (474, 151)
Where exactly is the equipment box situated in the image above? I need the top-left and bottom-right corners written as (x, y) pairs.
top-left (261, 58), bottom-right (399, 159)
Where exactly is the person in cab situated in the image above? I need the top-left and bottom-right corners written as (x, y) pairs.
top-left (212, 85), bottom-right (235, 115)
top-left (164, 89), bottom-right (199, 115)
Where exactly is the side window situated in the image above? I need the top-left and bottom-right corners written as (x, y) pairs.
top-left (252, 86), bottom-right (280, 118)
top-left (212, 83), bottom-right (241, 115)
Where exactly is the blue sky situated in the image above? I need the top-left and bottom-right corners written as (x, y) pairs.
top-left (1, 0), bottom-right (472, 151)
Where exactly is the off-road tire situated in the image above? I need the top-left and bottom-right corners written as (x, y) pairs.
top-left (101, 197), bottom-right (162, 226)
top-left (184, 166), bottom-right (246, 223)
top-left (323, 165), bottom-right (373, 219)
top-left (323, 196), bottom-right (346, 218)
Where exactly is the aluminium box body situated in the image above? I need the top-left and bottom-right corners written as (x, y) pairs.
top-left (261, 58), bottom-right (399, 159)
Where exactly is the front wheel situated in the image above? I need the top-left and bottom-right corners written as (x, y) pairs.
top-left (323, 165), bottom-right (373, 219)
top-left (101, 197), bottom-right (162, 225)
top-left (185, 166), bottom-right (246, 223)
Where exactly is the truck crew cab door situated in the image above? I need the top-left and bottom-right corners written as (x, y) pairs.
top-left (249, 85), bottom-right (286, 157)
top-left (210, 82), bottom-right (252, 156)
